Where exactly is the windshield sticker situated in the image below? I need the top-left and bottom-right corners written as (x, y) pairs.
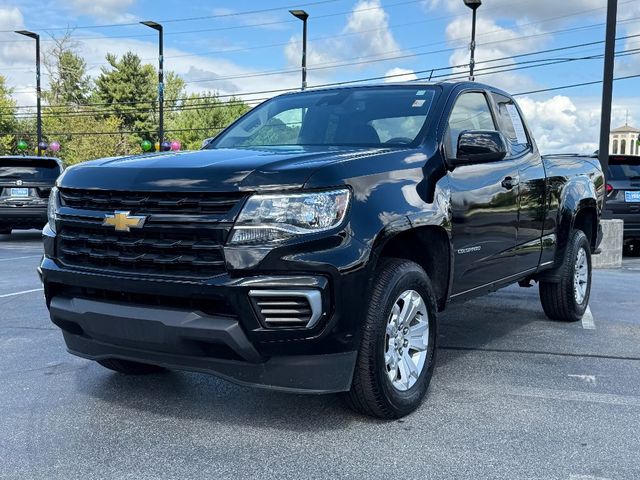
top-left (416, 90), bottom-right (426, 96)
top-left (506, 104), bottom-right (528, 144)
top-left (412, 99), bottom-right (426, 108)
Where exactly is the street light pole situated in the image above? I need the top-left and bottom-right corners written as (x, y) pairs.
top-left (15, 30), bottom-right (42, 155)
top-left (141, 21), bottom-right (164, 147)
top-left (289, 10), bottom-right (309, 90)
top-left (599, 0), bottom-right (618, 217)
top-left (463, 0), bottom-right (482, 81)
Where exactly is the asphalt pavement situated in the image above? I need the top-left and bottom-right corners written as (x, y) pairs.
top-left (1, 230), bottom-right (639, 480)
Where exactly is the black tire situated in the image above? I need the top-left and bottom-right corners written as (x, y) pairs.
top-left (97, 358), bottom-right (166, 375)
top-left (539, 229), bottom-right (592, 322)
top-left (344, 258), bottom-right (438, 419)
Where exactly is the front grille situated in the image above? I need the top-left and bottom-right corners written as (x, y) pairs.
top-left (249, 291), bottom-right (320, 328)
top-left (57, 188), bottom-right (246, 278)
top-left (59, 188), bottom-right (245, 215)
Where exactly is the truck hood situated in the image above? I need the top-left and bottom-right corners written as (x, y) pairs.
top-left (58, 147), bottom-right (390, 192)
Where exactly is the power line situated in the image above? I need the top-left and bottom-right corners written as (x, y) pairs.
top-left (8, 46), bottom-right (640, 121)
top-left (0, 0), bottom-right (340, 33)
top-left (8, 32), bottom-right (640, 118)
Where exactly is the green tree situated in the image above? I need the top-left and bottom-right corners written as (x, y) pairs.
top-left (94, 52), bottom-right (156, 140)
top-left (42, 106), bottom-right (128, 165)
top-left (0, 75), bottom-right (18, 154)
top-left (168, 93), bottom-right (249, 150)
top-left (44, 32), bottom-right (92, 105)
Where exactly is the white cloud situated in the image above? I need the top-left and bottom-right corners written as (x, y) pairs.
top-left (66, 0), bottom-right (136, 23)
top-left (384, 67), bottom-right (417, 82)
top-left (517, 95), bottom-right (640, 154)
top-left (285, 0), bottom-right (401, 82)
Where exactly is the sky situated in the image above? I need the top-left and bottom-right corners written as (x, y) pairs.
top-left (0, 0), bottom-right (639, 154)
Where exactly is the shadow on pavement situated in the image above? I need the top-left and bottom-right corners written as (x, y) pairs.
top-left (72, 362), bottom-right (374, 430)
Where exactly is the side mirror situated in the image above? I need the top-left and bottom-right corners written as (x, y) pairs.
top-left (452, 130), bottom-right (507, 166)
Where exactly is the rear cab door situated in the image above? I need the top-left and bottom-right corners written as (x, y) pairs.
top-left (488, 92), bottom-right (547, 271)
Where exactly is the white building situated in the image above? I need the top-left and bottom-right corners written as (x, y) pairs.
top-left (610, 124), bottom-right (640, 156)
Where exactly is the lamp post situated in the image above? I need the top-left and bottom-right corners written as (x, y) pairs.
top-left (15, 30), bottom-right (42, 155)
top-left (141, 21), bottom-right (164, 147)
top-left (463, 0), bottom-right (481, 81)
top-left (289, 10), bottom-right (309, 90)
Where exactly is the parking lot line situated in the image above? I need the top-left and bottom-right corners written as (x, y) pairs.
top-left (0, 255), bottom-right (41, 262)
top-left (0, 288), bottom-right (43, 299)
top-left (581, 306), bottom-right (595, 330)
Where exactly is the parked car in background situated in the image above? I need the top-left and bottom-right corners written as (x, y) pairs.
top-left (0, 156), bottom-right (63, 235)
top-left (606, 154), bottom-right (640, 255)
top-left (41, 81), bottom-right (603, 418)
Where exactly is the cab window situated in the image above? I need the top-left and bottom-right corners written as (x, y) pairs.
top-left (445, 92), bottom-right (496, 159)
top-left (492, 93), bottom-right (531, 156)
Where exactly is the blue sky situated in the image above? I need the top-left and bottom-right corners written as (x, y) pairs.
top-left (1, 0), bottom-right (639, 153)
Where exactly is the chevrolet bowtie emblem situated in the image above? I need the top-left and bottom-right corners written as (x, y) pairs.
top-left (103, 211), bottom-right (147, 232)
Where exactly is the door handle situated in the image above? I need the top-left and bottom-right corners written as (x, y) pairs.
top-left (501, 176), bottom-right (519, 190)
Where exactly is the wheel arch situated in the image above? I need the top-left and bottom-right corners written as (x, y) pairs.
top-left (370, 223), bottom-right (452, 311)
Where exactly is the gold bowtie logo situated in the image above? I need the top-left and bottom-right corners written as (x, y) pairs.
top-left (103, 211), bottom-right (147, 232)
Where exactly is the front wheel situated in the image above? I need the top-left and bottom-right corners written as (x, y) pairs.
top-left (539, 229), bottom-right (592, 322)
top-left (344, 259), bottom-right (438, 419)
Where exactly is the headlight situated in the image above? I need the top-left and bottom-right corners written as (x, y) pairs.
top-left (47, 186), bottom-right (59, 233)
top-left (229, 189), bottom-right (351, 245)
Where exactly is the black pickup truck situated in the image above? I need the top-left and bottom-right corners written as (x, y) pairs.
top-left (41, 82), bottom-right (604, 418)
top-left (0, 156), bottom-right (63, 235)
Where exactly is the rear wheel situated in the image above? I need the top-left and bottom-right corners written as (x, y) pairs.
top-left (539, 229), bottom-right (592, 322)
top-left (344, 259), bottom-right (437, 419)
top-left (97, 358), bottom-right (166, 375)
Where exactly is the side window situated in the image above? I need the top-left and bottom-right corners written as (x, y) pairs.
top-left (492, 93), bottom-right (531, 156)
top-left (445, 92), bottom-right (496, 159)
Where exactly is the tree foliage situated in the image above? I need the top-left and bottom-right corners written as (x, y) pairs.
top-left (44, 32), bottom-right (92, 106)
top-left (0, 75), bottom-right (18, 155)
top-left (2, 46), bottom-right (250, 163)
top-left (168, 93), bottom-right (249, 150)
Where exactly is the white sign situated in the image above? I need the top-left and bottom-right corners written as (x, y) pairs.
top-left (506, 104), bottom-right (528, 144)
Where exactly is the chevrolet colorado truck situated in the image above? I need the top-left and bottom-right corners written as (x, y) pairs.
top-left (41, 82), bottom-right (604, 418)
top-left (0, 156), bottom-right (62, 235)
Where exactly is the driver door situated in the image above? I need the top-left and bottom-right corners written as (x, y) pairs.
top-left (445, 91), bottom-right (520, 296)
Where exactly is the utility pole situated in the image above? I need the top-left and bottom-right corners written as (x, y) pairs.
top-left (599, 0), bottom-right (618, 215)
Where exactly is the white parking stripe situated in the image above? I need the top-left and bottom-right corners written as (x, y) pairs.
top-left (581, 306), bottom-right (595, 330)
top-left (0, 288), bottom-right (43, 299)
top-left (0, 255), bottom-right (41, 262)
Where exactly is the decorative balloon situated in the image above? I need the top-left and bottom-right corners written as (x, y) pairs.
top-left (141, 140), bottom-right (153, 152)
top-left (160, 141), bottom-right (171, 152)
top-left (155, 142), bottom-right (160, 152)
top-left (49, 141), bottom-right (61, 152)
top-left (17, 140), bottom-right (28, 151)
top-left (170, 141), bottom-right (181, 151)
top-left (38, 141), bottom-right (48, 152)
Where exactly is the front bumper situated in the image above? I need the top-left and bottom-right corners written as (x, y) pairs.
top-left (40, 228), bottom-right (372, 393)
top-left (51, 296), bottom-right (357, 393)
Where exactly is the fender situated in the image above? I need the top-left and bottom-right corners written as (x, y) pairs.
top-left (537, 169), bottom-right (602, 282)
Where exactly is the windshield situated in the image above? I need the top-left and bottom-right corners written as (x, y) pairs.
top-left (209, 86), bottom-right (437, 149)
top-left (608, 155), bottom-right (640, 180)
top-left (0, 158), bottom-right (61, 182)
